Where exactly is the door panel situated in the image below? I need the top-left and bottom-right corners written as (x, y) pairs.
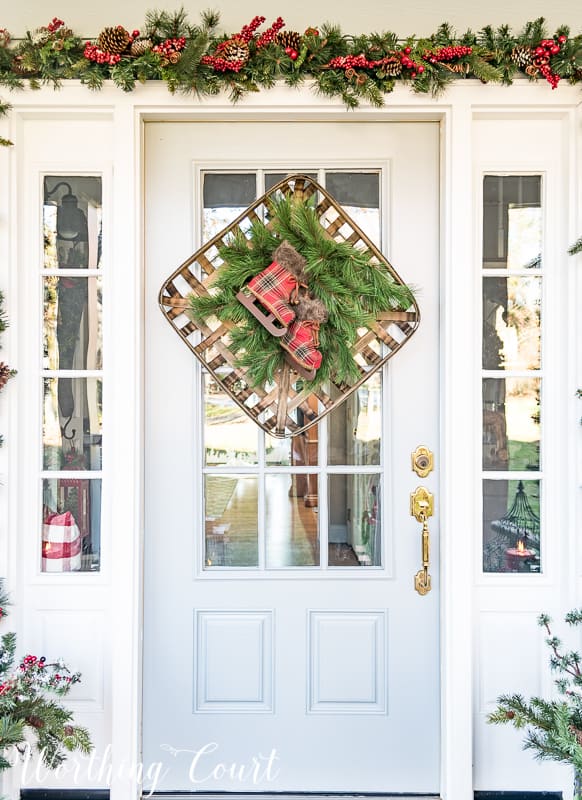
top-left (144, 121), bottom-right (440, 792)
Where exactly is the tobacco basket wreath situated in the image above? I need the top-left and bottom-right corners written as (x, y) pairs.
top-left (158, 174), bottom-right (420, 438)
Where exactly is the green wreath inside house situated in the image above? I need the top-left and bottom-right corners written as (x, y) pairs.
top-left (187, 194), bottom-right (415, 393)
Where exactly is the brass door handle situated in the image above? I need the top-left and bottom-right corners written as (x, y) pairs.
top-left (410, 486), bottom-right (434, 596)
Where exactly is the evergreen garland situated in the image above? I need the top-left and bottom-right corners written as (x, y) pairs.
top-left (1, 11), bottom-right (582, 142)
top-left (488, 610), bottom-right (582, 774)
top-left (0, 580), bottom-right (92, 779)
top-left (188, 195), bottom-right (414, 391)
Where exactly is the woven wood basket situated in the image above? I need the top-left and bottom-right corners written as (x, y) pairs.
top-left (159, 174), bottom-right (420, 438)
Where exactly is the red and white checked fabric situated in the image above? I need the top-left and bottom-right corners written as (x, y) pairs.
top-left (281, 319), bottom-right (323, 370)
top-left (42, 511), bottom-right (82, 572)
top-left (247, 261), bottom-right (301, 325)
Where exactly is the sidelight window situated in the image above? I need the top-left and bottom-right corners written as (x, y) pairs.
top-left (481, 175), bottom-right (542, 574)
top-left (40, 176), bottom-right (103, 572)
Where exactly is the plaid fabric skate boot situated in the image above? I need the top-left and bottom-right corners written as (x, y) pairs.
top-left (280, 297), bottom-right (328, 379)
top-left (237, 240), bottom-right (307, 336)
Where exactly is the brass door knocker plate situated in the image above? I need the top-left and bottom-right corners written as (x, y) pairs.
top-left (411, 445), bottom-right (434, 478)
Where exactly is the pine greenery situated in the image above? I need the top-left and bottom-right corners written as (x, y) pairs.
top-left (188, 195), bottom-right (414, 391)
top-left (488, 610), bottom-right (582, 771)
top-left (1, 11), bottom-right (582, 136)
top-left (569, 237), bottom-right (582, 256)
top-left (0, 581), bottom-right (92, 785)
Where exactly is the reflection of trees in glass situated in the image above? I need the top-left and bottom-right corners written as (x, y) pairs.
top-left (483, 277), bottom-right (541, 371)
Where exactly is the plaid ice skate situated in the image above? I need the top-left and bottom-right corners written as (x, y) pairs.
top-left (247, 261), bottom-right (302, 326)
top-left (281, 319), bottom-right (323, 371)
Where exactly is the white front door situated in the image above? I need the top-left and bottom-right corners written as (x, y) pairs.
top-left (143, 120), bottom-right (440, 794)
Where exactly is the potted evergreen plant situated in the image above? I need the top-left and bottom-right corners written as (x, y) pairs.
top-left (489, 609), bottom-right (582, 799)
top-left (0, 580), bottom-right (91, 793)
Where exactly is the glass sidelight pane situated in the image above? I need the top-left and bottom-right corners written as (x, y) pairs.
top-left (42, 477), bottom-right (101, 572)
top-left (204, 475), bottom-right (258, 567)
top-left (482, 176), bottom-right (541, 269)
top-left (43, 276), bottom-right (103, 371)
top-left (482, 378), bottom-right (540, 471)
top-left (202, 173), bottom-right (256, 241)
top-left (328, 474), bottom-right (381, 567)
top-left (43, 378), bottom-right (102, 471)
top-left (483, 478), bottom-right (540, 573)
top-left (43, 176), bottom-right (102, 270)
top-left (203, 374), bottom-right (258, 466)
top-left (482, 276), bottom-right (541, 370)
top-left (265, 474), bottom-right (319, 568)
top-left (328, 372), bottom-right (381, 466)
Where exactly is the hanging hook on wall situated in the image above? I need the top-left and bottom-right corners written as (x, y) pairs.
top-left (61, 413), bottom-right (76, 441)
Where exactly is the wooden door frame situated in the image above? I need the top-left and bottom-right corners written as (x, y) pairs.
top-left (1, 81), bottom-right (579, 800)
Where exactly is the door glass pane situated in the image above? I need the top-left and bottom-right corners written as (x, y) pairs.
top-left (482, 176), bottom-right (541, 269)
top-left (482, 378), bottom-right (540, 471)
top-left (204, 374), bottom-right (258, 466)
top-left (325, 171), bottom-right (381, 246)
top-left (204, 475), bottom-right (258, 567)
top-left (328, 474), bottom-right (381, 567)
top-left (483, 478), bottom-right (540, 573)
top-left (43, 176), bottom-right (102, 269)
top-left (265, 474), bottom-right (319, 567)
top-left (329, 373), bottom-right (381, 465)
top-left (202, 173), bottom-right (256, 241)
top-left (265, 172), bottom-right (318, 192)
top-left (265, 434), bottom-right (292, 466)
top-left (43, 276), bottom-right (103, 370)
top-left (42, 477), bottom-right (101, 572)
top-left (482, 276), bottom-right (541, 370)
top-left (43, 378), bottom-right (102, 470)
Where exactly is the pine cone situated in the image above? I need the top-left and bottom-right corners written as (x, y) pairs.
top-left (382, 56), bottom-right (402, 77)
top-left (130, 38), bottom-right (153, 57)
top-left (276, 30), bottom-right (302, 51)
top-left (96, 26), bottom-right (132, 55)
top-left (511, 45), bottom-right (534, 68)
top-left (0, 362), bottom-right (14, 390)
top-left (11, 56), bottom-right (36, 76)
top-left (221, 36), bottom-right (250, 64)
top-left (25, 715), bottom-right (45, 729)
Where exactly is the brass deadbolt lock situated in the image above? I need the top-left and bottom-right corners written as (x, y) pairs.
top-left (411, 445), bottom-right (434, 478)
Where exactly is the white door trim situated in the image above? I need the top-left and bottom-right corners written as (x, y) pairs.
top-left (2, 80), bottom-right (580, 800)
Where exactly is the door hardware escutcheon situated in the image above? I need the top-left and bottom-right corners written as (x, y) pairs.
top-left (411, 445), bottom-right (434, 478)
top-left (410, 486), bottom-right (434, 596)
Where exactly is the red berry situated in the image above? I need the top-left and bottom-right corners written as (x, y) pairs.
top-left (558, 35), bottom-right (567, 43)
top-left (417, 65), bottom-right (425, 73)
top-left (132, 29), bottom-right (140, 38)
top-left (289, 49), bottom-right (298, 60)
top-left (404, 46), bottom-right (411, 54)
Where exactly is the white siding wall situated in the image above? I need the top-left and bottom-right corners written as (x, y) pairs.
top-left (3, 0), bottom-right (582, 38)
